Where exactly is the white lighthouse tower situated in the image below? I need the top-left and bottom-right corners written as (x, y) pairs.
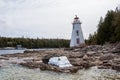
top-left (70, 15), bottom-right (85, 48)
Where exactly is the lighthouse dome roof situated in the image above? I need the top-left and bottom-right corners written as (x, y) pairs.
top-left (73, 15), bottom-right (81, 24)
top-left (74, 15), bottom-right (79, 19)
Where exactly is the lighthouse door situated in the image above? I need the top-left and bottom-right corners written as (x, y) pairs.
top-left (76, 38), bottom-right (80, 44)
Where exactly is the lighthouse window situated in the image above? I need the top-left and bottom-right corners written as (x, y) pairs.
top-left (76, 30), bottom-right (79, 36)
top-left (76, 38), bottom-right (80, 44)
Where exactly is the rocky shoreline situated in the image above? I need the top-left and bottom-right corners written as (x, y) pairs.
top-left (0, 43), bottom-right (120, 73)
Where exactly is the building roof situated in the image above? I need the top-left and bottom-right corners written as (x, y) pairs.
top-left (74, 15), bottom-right (79, 19)
top-left (73, 15), bottom-right (81, 24)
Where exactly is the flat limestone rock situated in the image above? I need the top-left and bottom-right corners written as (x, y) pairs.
top-left (40, 63), bottom-right (78, 73)
top-left (0, 56), bottom-right (9, 60)
top-left (86, 51), bottom-right (97, 57)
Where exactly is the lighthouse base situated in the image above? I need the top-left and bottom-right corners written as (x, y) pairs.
top-left (70, 43), bottom-right (86, 48)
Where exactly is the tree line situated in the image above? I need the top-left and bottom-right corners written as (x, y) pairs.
top-left (86, 7), bottom-right (120, 45)
top-left (0, 37), bottom-right (70, 48)
top-left (1, 7), bottom-right (120, 48)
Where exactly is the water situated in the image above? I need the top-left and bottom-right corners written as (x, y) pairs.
top-left (0, 64), bottom-right (119, 80)
top-left (0, 48), bottom-right (54, 55)
top-left (0, 50), bottom-right (25, 55)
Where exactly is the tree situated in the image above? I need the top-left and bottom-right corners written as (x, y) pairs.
top-left (87, 7), bottom-right (120, 45)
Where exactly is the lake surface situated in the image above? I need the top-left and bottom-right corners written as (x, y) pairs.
top-left (0, 49), bottom-right (25, 55)
top-left (0, 48), bottom-right (54, 55)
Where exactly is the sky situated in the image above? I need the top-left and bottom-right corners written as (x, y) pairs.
top-left (0, 0), bottom-right (119, 39)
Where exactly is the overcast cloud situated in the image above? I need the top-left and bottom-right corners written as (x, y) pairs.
top-left (0, 0), bottom-right (119, 39)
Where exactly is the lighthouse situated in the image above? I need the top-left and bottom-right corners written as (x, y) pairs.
top-left (70, 15), bottom-right (85, 48)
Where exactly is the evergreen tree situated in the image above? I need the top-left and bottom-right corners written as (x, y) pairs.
top-left (0, 37), bottom-right (70, 48)
top-left (87, 7), bottom-right (120, 45)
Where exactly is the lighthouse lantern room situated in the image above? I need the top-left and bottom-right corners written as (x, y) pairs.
top-left (70, 15), bottom-right (85, 47)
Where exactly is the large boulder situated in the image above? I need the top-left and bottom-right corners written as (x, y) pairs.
top-left (48, 56), bottom-right (72, 68)
top-left (42, 53), bottom-right (62, 64)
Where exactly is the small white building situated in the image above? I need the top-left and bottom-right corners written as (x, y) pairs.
top-left (70, 15), bottom-right (85, 48)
